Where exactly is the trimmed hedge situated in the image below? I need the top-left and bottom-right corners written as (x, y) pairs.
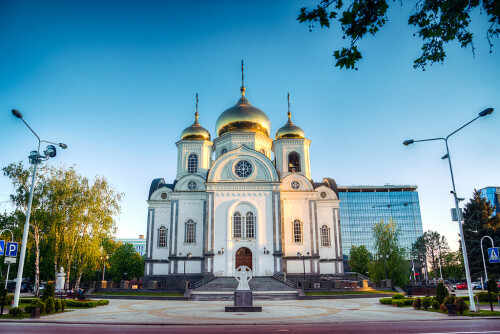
top-left (412, 297), bottom-right (422, 310)
top-left (392, 298), bottom-right (415, 307)
top-left (64, 299), bottom-right (109, 308)
top-left (476, 292), bottom-right (498, 302)
top-left (379, 298), bottom-right (393, 304)
top-left (392, 293), bottom-right (405, 299)
top-left (9, 307), bottom-right (23, 317)
top-left (422, 297), bottom-right (432, 310)
top-left (431, 300), bottom-right (440, 310)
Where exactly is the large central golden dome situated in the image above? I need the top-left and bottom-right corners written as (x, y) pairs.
top-left (215, 90), bottom-right (271, 138)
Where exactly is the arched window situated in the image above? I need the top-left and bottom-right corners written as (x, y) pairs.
top-left (260, 148), bottom-right (266, 155)
top-left (288, 152), bottom-right (301, 172)
top-left (187, 154), bottom-right (198, 173)
top-left (245, 212), bottom-right (255, 239)
top-left (185, 219), bottom-right (196, 243)
top-left (320, 225), bottom-right (331, 247)
top-left (293, 220), bottom-right (302, 243)
top-left (233, 212), bottom-right (242, 238)
top-left (157, 226), bottom-right (167, 248)
top-left (221, 148), bottom-right (227, 155)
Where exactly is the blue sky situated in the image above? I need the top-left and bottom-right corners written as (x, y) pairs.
top-left (1, 0), bottom-right (498, 250)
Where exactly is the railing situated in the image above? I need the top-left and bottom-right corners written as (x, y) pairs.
top-left (346, 272), bottom-right (371, 282)
top-left (214, 271), bottom-right (223, 277)
top-left (194, 274), bottom-right (215, 289)
top-left (266, 270), bottom-right (294, 288)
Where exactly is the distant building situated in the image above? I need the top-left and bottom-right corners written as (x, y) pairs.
top-left (338, 185), bottom-right (424, 259)
top-left (479, 186), bottom-right (500, 217)
top-left (115, 235), bottom-right (147, 256)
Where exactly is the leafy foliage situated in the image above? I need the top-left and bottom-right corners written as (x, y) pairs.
top-left (8, 307), bottom-right (23, 317)
top-left (455, 297), bottom-right (468, 314)
top-left (411, 230), bottom-right (449, 280)
top-left (422, 296), bottom-right (432, 309)
top-left (369, 219), bottom-right (409, 286)
top-left (412, 297), bottom-right (422, 309)
top-left (348, 244), bottom-right (371, 276)
top-left (432, 300), bottom-right (440, 310)
top-left (108, 243), bottom-right (145, 282)
top-left (488, 277), bottom-right (499, 294)
top-left (298, 0), bottom-right (499, 70)
top-left (42, 283), bottom-right (55, 301)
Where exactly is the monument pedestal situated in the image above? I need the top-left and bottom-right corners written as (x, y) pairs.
top-left (225, 291), bottom-right (262, 312)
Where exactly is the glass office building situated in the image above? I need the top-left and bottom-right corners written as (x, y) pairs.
top-left (338, 185), bottom-right (424, 259)
top-left (479, 186), bottom-right (500, 216)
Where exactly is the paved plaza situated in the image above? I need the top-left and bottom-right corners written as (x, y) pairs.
top-left (34, 297), bottom-right (455, 324)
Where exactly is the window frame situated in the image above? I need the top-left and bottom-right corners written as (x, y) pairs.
top-left (187, 153), bottom-right (198, 174)
top-left (245, 212), bottom-right (255, 239)
top-left (233, 212), bottom-right (242, 238)
top-left (320, 225), bottom-right (331, 247)
top-left (157, 226), bottom-right (168, 248)
top-left (185, 219), bottom-right (196, 244)
top-left (288, 152), bottom-right (301, 172)
top-left (293, 219), bottom-right (303, 243)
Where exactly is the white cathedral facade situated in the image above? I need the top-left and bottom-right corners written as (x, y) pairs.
top-left (144, 79), bottom-right (343, 287)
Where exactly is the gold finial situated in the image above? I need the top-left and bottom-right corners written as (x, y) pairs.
top-left (287, 92), bottom-right (291, 120)
top-left (240, 60), bottom-right (246, 96)
top-left (195, 93), bottom-right (199, 122)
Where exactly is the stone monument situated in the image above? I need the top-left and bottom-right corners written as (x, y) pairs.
top-left (225, 265), bottom-right (262, 312)
top-left (55, 266), bottom-right (66, 291)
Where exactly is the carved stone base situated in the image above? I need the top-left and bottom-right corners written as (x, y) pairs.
top-left (225, 291), bottom-right (262, 312)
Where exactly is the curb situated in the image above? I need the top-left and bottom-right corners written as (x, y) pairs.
top-left (299, 293), bottom-right (394, 300)
top-left (90, 295), bottom-right (187, 300)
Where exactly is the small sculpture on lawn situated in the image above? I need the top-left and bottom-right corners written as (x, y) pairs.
top-left (55, 266), bottom-right (66, 291)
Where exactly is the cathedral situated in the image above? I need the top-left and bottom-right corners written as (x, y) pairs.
top-left (144, 66), bottom-right (343, 287)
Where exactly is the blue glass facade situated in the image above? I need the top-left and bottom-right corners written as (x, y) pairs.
top-left (479, 187), bottom-right (500, 216)
top-left (339, 185), bottom-right (424, 259)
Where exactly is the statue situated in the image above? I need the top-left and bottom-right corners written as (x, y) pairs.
top-left (234, 265), bottom-right (252, 290)
top-left (55, 266), bottom-right (66, 291)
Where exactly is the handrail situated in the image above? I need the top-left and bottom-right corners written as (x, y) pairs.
top-left (267, 271), bottom-right (294, 288)
top-left (194, 274), bottom-right (216, 289)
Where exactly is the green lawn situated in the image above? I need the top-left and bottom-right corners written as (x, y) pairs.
top-left (92, 291), bottom-right (184, 297)
top-left (306, 290), bottom-right (393, 296)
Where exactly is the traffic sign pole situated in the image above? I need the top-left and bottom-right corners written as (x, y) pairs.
top-left (481, 236), bottom-right (495, 312)
top-left (0, 229), bottom-right (14, 316)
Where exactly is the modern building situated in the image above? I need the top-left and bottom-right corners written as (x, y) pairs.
top-left (144, 72), bottom-right (343, 288)
top-left (479, 186), bottom-right (500, 217)
top-left (115, 235), bottom-right (147, 256)
top-left (338, 185), bottom-right (424, 259)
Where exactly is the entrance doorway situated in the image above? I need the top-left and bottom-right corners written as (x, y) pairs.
top-left (235, 247), bottom-right (252, 270)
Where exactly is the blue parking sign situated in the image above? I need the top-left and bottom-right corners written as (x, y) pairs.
top-left (488, 247), bottom-right (500, 263)
top-left (5, 242), bottom-right (18, 257)
top-left (0, 240), bottom-right (4, 256)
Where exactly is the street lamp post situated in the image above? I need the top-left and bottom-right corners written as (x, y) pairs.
top-left (403, 107), bottom-right (494, 312)
top-left (101, 255), bottom-right (109, 281)
top-left (297, 252), bottom-right (310, 288)
top-left (11, 109), bottom-right (67, 308)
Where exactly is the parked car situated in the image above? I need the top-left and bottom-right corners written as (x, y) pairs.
top-left (472, 281), bottom-right (481, 289)
top-left (443, 280), bottom-right (455, 292)
top-left (456, 282), bottom-right (468, 289)
top-left (6, 281), bottom-right (34, 293)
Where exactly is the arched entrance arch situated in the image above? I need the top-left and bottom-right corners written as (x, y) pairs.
top-left (235, 247), bottom-right (252, 270)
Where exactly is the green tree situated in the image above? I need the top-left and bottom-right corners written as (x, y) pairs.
top-left (462, 190), bottom-right (500, 280)
top-left (108, 243), bottom-right (144, 282)
top-left (348, 245), bottom-right (371, 276)
top-left (441, 250), bottom-right (465, 279)
top-left (298, 0), bottom-right (499, 70)
top-left (370, 219), bottom-right (409, 286)
top-left (411, 230), bottom-right (449, 280)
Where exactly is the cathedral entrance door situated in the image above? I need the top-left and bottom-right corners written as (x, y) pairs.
top-left (235, 247), bottom-right (252, 270)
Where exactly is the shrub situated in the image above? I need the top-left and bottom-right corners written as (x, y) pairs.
top-left (31, 299), bottom-right (46, 314)
top-left (24, 305), bottom-right (33, 314)
top-left (42, 283), bottom-right (55, 301)
top-left (45, 297), bottom-right (55, 313)
top-left (422, 297), bottom-right (432, 310)
top-left (61, 300), bottom-right (66, 312)
top-left (435, 282), bottom-right (449, 304)
top-left (488, 278), bottom-right (499, 294)
top-left (440, 303), bottom-right (446, 312)
top-left (431, 300), bottom-right (440, 310)
top-left (412, 297), bottom-right (422, 310)
top-left (455, 298), bottom-right (468, 315)
top-left (380, 298), bottom-right (393, 304)
top-left (54, 299), bottom-right (61, 312)
top-left (20, 298), bottom-right (34, 303)
top-left (476, 291), bottom-right (497, 302)
top-left (98, 300), bottom-right (109, 305)
top-left (392, 293), bottom-right (405, 299)
top-left (443, 295), bottom-right (456, 305)
top-left (8, 307), bottom-right (23, 317)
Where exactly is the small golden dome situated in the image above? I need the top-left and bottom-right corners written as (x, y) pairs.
top-left (275, 111), bottom-right (305, 140)
top-left (181, 112), bottom-right (211, 141)
top-left (215, 96), bottom-right (271, 137)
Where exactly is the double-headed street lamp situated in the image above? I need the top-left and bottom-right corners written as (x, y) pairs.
top-left (403, 107), bottom-right (494, 312)
top-left (11, 109), bottom-right (67, 308)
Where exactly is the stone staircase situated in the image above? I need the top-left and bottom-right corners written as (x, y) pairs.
top-left (190, 276), bottom-right (299, 301)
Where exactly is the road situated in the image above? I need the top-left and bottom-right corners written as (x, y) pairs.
top-left (1, 319), bottom-right (500, 333)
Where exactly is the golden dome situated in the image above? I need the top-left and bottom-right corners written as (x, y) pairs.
top-left (215, 91), bottom-right (271, 137)
top-left (181, 112), bottom-right (211, 141)
top-left (275, 111), bottom-right (305, 140)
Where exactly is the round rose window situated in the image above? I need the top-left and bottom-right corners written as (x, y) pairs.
top-left (187, 180), bottom-right (197, 190)
top-left (291, 181), bottom-right (300, 190)
top-left (234, 160), bottom-right (253, 178)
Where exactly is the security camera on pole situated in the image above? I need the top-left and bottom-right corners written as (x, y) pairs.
top-left (10, 109), bottom-right (67, 308)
